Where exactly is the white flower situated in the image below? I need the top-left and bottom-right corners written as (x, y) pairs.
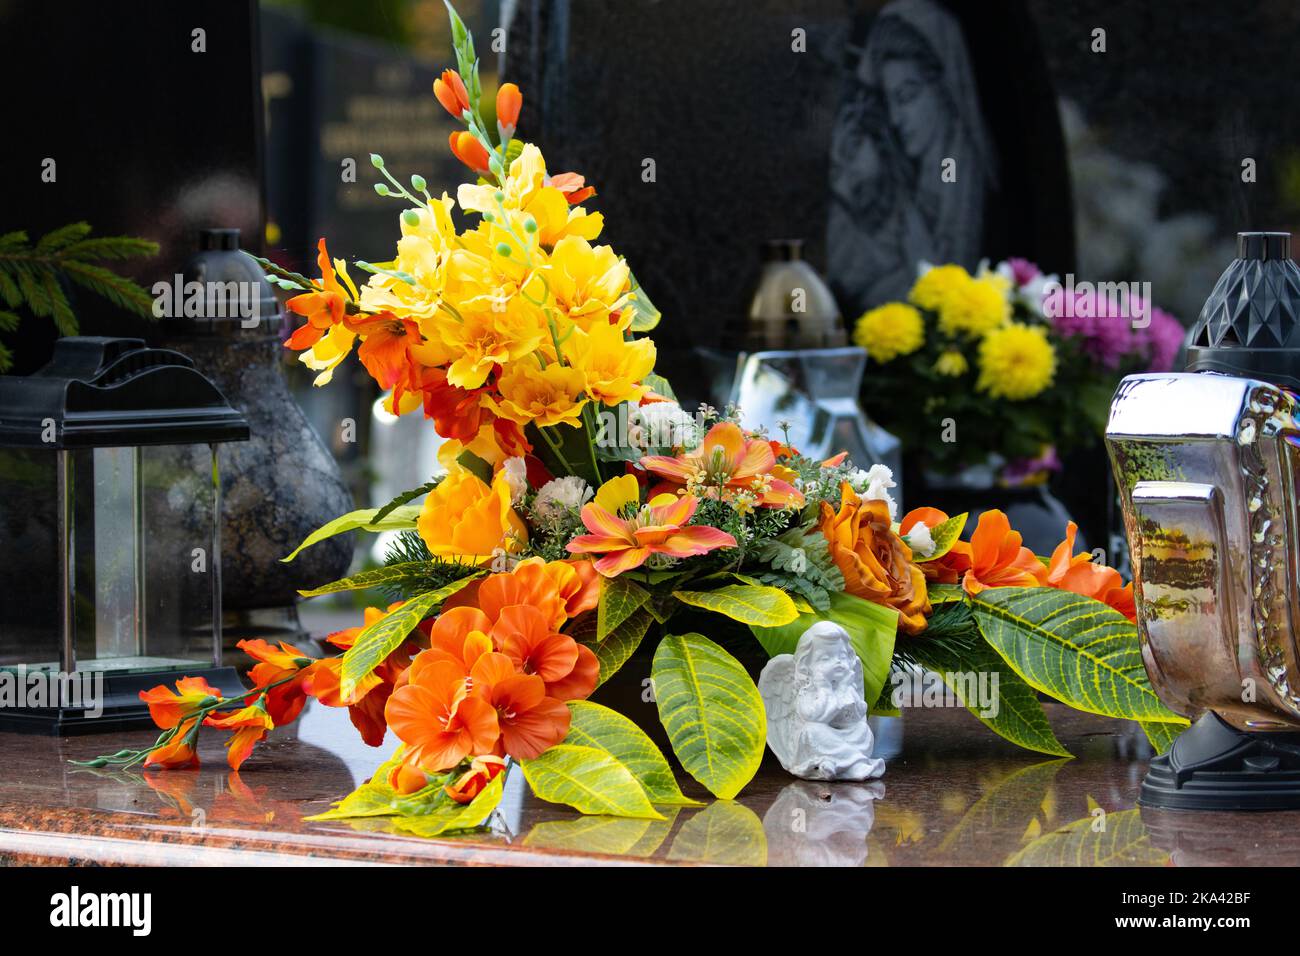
top-left (533, 475), bottom-right (593, 522)
top-left (500, 456), bottom-right (529, 506)
top-left (904, 522), bottom-right (936, 559)
top-left (634, 400), bottom-right (700, 450)
top-left (861, 463), bottom-right (898, 520)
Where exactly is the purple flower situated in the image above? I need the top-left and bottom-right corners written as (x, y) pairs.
top-left (1045, 287), bottom-right (1183, 371)
top-left (1004, 257), bottom-right (1041, 288)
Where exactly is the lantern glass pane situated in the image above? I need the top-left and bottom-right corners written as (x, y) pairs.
top-left (0, 448), bottom-right (62, 671)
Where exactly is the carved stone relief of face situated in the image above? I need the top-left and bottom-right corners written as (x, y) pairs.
top-left (880, 58), bottom-right (943, 159)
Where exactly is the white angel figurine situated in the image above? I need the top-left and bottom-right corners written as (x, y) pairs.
top-left (758, 622), bottom-right (886, 781)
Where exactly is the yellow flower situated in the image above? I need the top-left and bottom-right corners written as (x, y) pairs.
top-left (910, 265), bottom-right (1009, 337)
top-left (909, 264), bottom-right (970, 312)
top-left (417, 466), bottom-right (528, 562)
top-left (933, 349), bottom-right (968, 377)
top-left (853, 303), bottom-right (924, 362)
top-left (564, 320), bottom-right (656, 406)
top-left (976, 323), bottom-right (1057, 400)
top-left (490, 361), bottom-right (589, 428)
top-left (548, 235), bottom-right (632, 331)
top-left (434, 305), bottom-right (548, 389)
top-left (458, 144), bottom-right (603, 249)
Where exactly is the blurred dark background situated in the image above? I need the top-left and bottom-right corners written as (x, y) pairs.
top-left (1, 0), bottom-right (1298, 531)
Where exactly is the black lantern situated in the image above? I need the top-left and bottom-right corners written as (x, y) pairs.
top-left (0, 337), bottom-right (248, 733)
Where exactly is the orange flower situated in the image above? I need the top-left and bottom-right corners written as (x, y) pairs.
top-left (285, 239), bottom-right (346, 350)
top-left (1045, 521), bottom-right (1136, 622)
top-left (143, 718), bottom-right (201, 770)
top-left (961, 510), bottom-right (1048, 596)
top-left (449, 131), bottom-right (491, 177)
top-left (388, 760), bottom-right (436, 796)
top-left (899, 507), bottom-right (972, 585)
top-left (345, 311), bottom-right (422, 392)
top-left (819, 482), bottom-right (930, 634)
top-left (434, 68), bottom-right (470, 119)
top-left (492, 605), bottom-right (598, 702)
top-left (385, 658), bottom-right (499, 772)
top-left (139, 676), bottom-right (221, 730)
top-left (308, 604), bottom-right (419, 747)
top-left (240, 638), bottom-right (317, 725)
top-left (445, 755), bottom-right (507, 804)
top-left (547, 171), bottom-right (595, 205)
top-left (417, 466), bottom-right (529, 563)
top-left (640, 421), bottom-right (804, 509)
top-left (545, 559), bottom-right (601, 621)
top-left (566, 474), bottom-right (737, 576)
top-left (474, 558), bottom-right (569, 629)
top-left (496, 82), bottom-right (522, 139)
top-left (204, 701), bottom-right (275, 771)
top-left (468, 651), bottom-right (572, 759)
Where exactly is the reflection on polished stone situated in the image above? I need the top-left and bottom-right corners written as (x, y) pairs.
top-left (6, 705), bottom-right (1300, 864)
top-left (764, 780), bottom-right (885, 866)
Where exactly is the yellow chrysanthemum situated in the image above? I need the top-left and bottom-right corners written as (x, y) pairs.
top-left (976, 323), bottom-right (1057, 400)
top-left (933, 349), bottom-right (968, 377)
top-left (907, 263), bottom-right (971, 312)
top-left (563, 319), bottom-right (656, 406)
top-left (852, 302), bottom-right (925, 363)
top-left (910, 265), bottom-right (1009, 337)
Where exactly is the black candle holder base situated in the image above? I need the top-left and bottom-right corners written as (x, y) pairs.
top-left (1140, 711), bottom-right (1300, 811)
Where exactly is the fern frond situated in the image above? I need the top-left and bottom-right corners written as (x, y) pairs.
top-left (0, 310), bottom-right (20, 332)
top-left (40, 269), bottom-right (77, 336)
top-left (0, 268), bottom-right (21, 308)
top-left (61, 236), bottom-right (160, 262)
top-left (0, 231), bottom-right (29, 251)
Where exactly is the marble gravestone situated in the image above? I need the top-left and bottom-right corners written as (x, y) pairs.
top-left (502, 0), bottom-right (1073, 393)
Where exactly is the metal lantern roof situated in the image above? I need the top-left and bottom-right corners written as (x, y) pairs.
top-left (0, 337), bottom-right (249, 449)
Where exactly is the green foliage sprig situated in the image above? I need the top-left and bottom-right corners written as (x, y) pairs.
top-left (0, 222), bottom-right (159, 371)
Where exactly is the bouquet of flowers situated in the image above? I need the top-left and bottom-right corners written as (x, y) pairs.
top-left (853, 258), bottom-right (1185, 482)
top-left (82, 4), bottom-right (1186, 829)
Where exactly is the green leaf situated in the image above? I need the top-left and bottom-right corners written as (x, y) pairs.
top-left (911, 512), bottom-right (967, 563)
top-left (370, 479), bottom-right (439, 526)
top-left (572, 607), bottom-right (653, 687)
top-left (282, 505), bottom-right (421, 562)
top-left (304, 748), bottom-right (450, 820)
top-left (672, 583), bottom-right (799, 627)
top-left (519, 744), bottom-right (664, 819)
top-left (652, 632), bottom-right (765, 800)
top-left (565, 701), bottom-right (699, 805)
top-left (928, 583), bottom-right (966, 605)
top-left (906, 631), bottom-right (1071, 757)
top-left (1141, 719), bottom-right (1186, 755)
top-left (388, 773), bottom-right (506, 837)
top-left (297, 561), bottom-right (462, 597)
top-left (1004, 809), bottom-right (1166, 867)
top-left (751, 591), bottom-right (898, 708)
top-left (970, 587), bottom-right (1184, 723)
top-left (642, 371), bottom-right (676, 401)
top-left (341, 576), bottom-right (480, 696)
top-left (598, 576), bottom-right (650, 640)
top-left (667, 801), bottom-right (767, 865)
top-left (626, 270), bottom-right (661, 332)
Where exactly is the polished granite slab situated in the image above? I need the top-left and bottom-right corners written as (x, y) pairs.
top-left (0, 701), bottom-right (1295, 866)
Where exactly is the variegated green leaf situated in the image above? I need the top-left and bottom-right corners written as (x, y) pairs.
top-left (971, 587), bottom-right (1183, 723)
top-left (282, 504), bottom-right (421, 562)
top-left (520, 744), bottom-right (664, 819)
top-left (387, 773), bottom-right (506, 837)
top-left (911, 511), bottom-right (968, 563)
top-left (340, 575), bottom-right (481, 696)
top-left (652, 632), bottom-right (765, 799)
top-left (1141, 719), bottom-right (1186, 755)
top-left (571, 607), bottom-right (653, 687)
top-left (297, 561), bottom-right (456, 597)
top-left (598, 575), bottom-right (650, 641)
top-left (906, 632), bottom-right (1070, 757)
top-left (672, 583), bottom-right (799, 627)
top-left (566, 701), bottom-right (699, 805)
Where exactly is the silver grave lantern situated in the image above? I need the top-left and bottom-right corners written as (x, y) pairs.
top-left (1107, 232), bottom-right (1300, 809)
top-left (0, 337), bottom-right (248, 733)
